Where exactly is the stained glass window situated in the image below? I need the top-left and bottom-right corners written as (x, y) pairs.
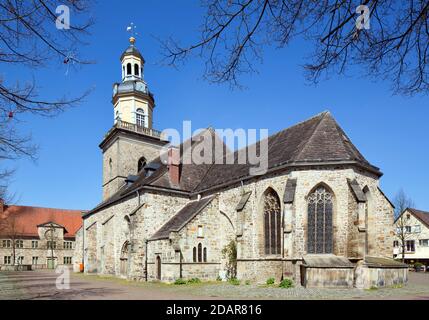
top-left (263, 189), bottom-right (281, 255)
top-left (307, 186), bottom-right (333, 254)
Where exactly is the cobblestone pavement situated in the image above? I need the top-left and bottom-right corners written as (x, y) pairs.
top-left (0, 270), bottom-right (429, 300)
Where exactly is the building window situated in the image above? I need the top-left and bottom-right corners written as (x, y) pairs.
top-left (197, 226), bottom-right (204, 238)
top-left (308, 186), bottom-right (334, 254)
top-left (197, 243), bottom-right (202, 263)
top-left (393, 240), bottom-right (399, 248)
top-left (2, 240), bottom-right (11, 248)
top-left (136, 108), bottom-right (145, 128)
top-left (64, 241), bottom-right (73, 250)
top-left (32, 241), bottom-right (38, 249)
top-left (17, 256), bottom-right (24, 265)
top-left (4, 256), bottom-right (11, 265)
top-left (15, 240), bottom-right (24, 248)
top-left (419, 239), bottom-right (429, 247)
top-left (64, 257), bottom-right (72, 265)
top-left (32, 257), bottom-right (39, 265)
top-left (405, 226), bottom-right (412, 233)
top-left (193, 247), bottom-right (197, 263)
top-left (406, 240), bottom-right (415, 252)
top-left (263, 188), bottom-right (282, 255)
top-left (203, 247), bottom-right (207, 262)
top-left (406, 214), bottom-right (411, 220)
top-left (127, 63), bottom-right (132, 75)
top-left (47, 241), bottom-right (57, 250)
top-left (137, 157), bottom-right (147, 173)
top-left (134, 64), bottom-right (139, 76)
top-left (414, 225), bottom-right (421, 233)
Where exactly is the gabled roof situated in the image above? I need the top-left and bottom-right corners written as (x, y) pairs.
top-left (87, 111), bottom-right (381, 216)
top-left (150, 196), bottom-right (215, 241)
top-left (0, 205), bottom-right (83, 239)
top-left (406, 208), bottom-right (429, 228)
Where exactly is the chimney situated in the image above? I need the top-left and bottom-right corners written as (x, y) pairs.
top-left (168, 147), bottom-right (181, 185)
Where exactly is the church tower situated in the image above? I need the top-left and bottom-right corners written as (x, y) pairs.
top-left (100, 36), bottom-right (167, 200)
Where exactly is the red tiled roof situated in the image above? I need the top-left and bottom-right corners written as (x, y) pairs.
top-left (0, 205), bottom-right (83, 239)
top-left (408, 208), bottom-right (429, 229)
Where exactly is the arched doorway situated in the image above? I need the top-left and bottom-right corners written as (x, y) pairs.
top-left (120, 241), bottom-right (129, 277)
top-left (307, 185), bottom-right (334, 254)
top-left (156, 256), bottom-right (161, 280)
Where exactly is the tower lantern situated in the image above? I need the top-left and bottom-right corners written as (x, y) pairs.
top-left (112, 36), bottom-right (154, 129)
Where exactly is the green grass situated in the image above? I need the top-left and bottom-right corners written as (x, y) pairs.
top-left (228, 278), bottom-right (241, 286)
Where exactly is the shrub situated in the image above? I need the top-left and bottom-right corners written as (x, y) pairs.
top-left (279, 278), bottom-right (294, 289)
top-left (222, 241), bottom-right (237, 280)
top-left (266, 278), bottom-right (275, 285)
top-left (187, 278), bottom-right (201, 284)
top-left (216, 275), bottom-right (222, 282)
top-left (229, 278), bottom-right (240, 286)
top-left (174, 278), bottom-right (187, 285)
top-left (245, 280), bottom-right (251, 285)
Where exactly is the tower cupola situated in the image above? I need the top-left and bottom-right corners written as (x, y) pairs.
top-left (120, 37), bottom-right (145, 81)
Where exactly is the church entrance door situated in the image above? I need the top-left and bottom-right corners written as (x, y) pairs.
top-left (120, 242), bottom-right (129, 277)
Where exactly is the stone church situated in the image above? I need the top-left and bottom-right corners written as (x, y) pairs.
top-left (80, 37), bottom-right (408, 289)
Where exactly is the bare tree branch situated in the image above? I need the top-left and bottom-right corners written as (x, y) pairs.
top-left (161, 0), bottom-right (429, 94)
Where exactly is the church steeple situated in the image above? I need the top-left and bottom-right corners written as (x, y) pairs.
top-left (112, 37), bottom-right (154, 129)
top-left (100, 36), bottom-right (167, 201)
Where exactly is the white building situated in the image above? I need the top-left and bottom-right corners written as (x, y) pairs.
top-left (394, 208), bottom-right (429, 266)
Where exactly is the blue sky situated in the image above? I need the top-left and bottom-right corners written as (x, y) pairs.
top-left (4, 1), bottom-right (428, 211)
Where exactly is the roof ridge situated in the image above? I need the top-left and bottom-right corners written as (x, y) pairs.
top-left (293, 111), bottom-right (329, 161)
top-left (4, 205), bottom-right (84, 212)
top-left (408, 208), bottom-right (429, 214)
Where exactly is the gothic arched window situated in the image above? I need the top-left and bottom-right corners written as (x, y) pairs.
top-left (136, 108), bottom-right (145, 128)
top-left (197, 243), bottom-right (202, 262)
top-left (263, 189), bottom-right (281, 255)
top-left (307, 186), bottom-right (333, 254)
top-left (137, 157), bottom-right (146, 173)
top-left (203, 247), bottom-right (207, 262)
top-left (127, 63), bottom-right (132, 75)
top-left (193, 247), bottom-right (197, 262)
top-left (134, 64), bottom-right (139, 76)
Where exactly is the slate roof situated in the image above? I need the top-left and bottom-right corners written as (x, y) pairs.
top-left (149, 196), bottom-right (215, 240)
top-left (86, 111), bottom-right (381, 216)
top-left (407, 208), bottom-right (429, 228)
top-left (0, 205), bottom-right (83, 239)
top-left (121, 45), bottom-right (145, 62)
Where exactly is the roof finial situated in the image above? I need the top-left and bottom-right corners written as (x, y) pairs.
top-left (126, 22), bottom-right (138, 45)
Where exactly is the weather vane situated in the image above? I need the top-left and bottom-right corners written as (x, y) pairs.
top-left (126, 22), bottom-right (138, 40)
